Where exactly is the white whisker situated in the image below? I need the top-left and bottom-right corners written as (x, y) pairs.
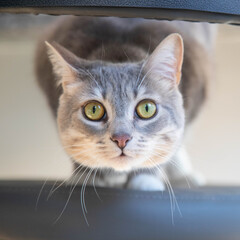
top-left (147, 157), bottom-right (182, 224)
top-left (35, 177), bottom-right (49, 210)
top-left (170, 160), bottom-right (191, 188)
top-left (92, 167), bottom-right (102, 201)
top-left (47, 162), bottom-right (85, 199)
top-left (54, 166), bottom-right (90, 224)
top-left (81, 168), bottom-right (95, 226)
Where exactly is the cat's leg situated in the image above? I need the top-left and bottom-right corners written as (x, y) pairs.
top-left (68, 147), bottom-right (203, 191)
top-left (68, 165), bottom-right (129, 189)
top-left (125, 146), bottom-right (205, 191)
top-left (69, 163), bottom-right (164, 190)
top-left (126, 173), bottom-right (165, 191)
top-left (81, 169), bottom-right (165, 190)
top-left (164, 146), bottom-right (205, 188)
top-left (92, 171), bottom-right (129, 188)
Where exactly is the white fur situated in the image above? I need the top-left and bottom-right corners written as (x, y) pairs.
top-left (127, 174), bottom-right (165, 191)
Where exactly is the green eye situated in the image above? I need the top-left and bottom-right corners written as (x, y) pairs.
top-left (84, 101), bottom-right (105, 121)
top-left (136, 100), bottom-right (157, 119)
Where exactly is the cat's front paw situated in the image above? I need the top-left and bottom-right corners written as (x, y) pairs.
top-left (127, 174), bottom-right (165, 191)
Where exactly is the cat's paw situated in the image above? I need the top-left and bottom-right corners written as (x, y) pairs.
top-left (127, 174), bottom-right (165, 191)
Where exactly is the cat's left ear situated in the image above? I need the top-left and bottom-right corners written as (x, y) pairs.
top-left (45, 41), bottom-right (83, 89)
top-left (144, 33), bottom-right (184, 85)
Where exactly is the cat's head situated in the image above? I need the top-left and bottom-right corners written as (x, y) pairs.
top-left (46, 33), bottom-right (185, 172)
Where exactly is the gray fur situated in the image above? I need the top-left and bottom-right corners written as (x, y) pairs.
top-left (35, 17), bottom-right (212, 190)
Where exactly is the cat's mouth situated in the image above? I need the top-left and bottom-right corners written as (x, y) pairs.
top-left (112, 151), bottom-right (131, 160)
top-left (120, 152), bottom-right (126, 157)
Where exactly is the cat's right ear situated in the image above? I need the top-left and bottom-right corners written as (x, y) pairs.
top-left (45, 41), bottom-right (81, 90)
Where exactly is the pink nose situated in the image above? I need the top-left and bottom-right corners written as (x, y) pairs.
top-left (111, 134), bottom-right (132, 149)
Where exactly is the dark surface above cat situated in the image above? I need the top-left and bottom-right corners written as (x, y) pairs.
top-left (1, 0), bottom-right (240, 24)
top-left (1, 180), bottom-right (240, 240)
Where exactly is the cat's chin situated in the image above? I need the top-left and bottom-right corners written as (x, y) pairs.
top-left (107, 155), bottom-right (150, 172)
top-left (109, 155), bottom-right (135, 172)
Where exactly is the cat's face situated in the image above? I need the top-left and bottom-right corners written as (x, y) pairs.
top-left (47, 34), bottom-right (185, 172)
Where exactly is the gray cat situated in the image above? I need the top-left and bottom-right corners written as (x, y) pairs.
top-left (35, 16), bottom-right (214, 190)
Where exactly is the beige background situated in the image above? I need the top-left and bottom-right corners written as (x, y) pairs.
top-left (0, 15), bottom-right (240, 184)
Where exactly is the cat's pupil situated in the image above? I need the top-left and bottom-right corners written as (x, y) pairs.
top-left (92, 106), bottom-right (96, 114)
top-left (145, 104), bottom-right (149, 112)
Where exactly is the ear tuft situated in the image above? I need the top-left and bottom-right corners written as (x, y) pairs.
top-left (144, 33), bottom-right (184, 85)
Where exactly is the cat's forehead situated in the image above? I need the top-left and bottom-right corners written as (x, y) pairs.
top-left (95, 64), bottom-right (139, 88)
top-left (76, 62), bottom-right (170, 109)
top-left (80, 64), bottom-right (137, 101)
top-left (85, 63), bottom-right (159, 99)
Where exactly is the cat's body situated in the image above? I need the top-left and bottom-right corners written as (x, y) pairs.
top-left (35, 16), bottom-right (213, 190)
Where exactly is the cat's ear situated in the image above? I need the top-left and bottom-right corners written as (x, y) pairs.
top-left (144, 33), bottom-right (183, 85)
top-left (45, 41), bottom-right (81, 89)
